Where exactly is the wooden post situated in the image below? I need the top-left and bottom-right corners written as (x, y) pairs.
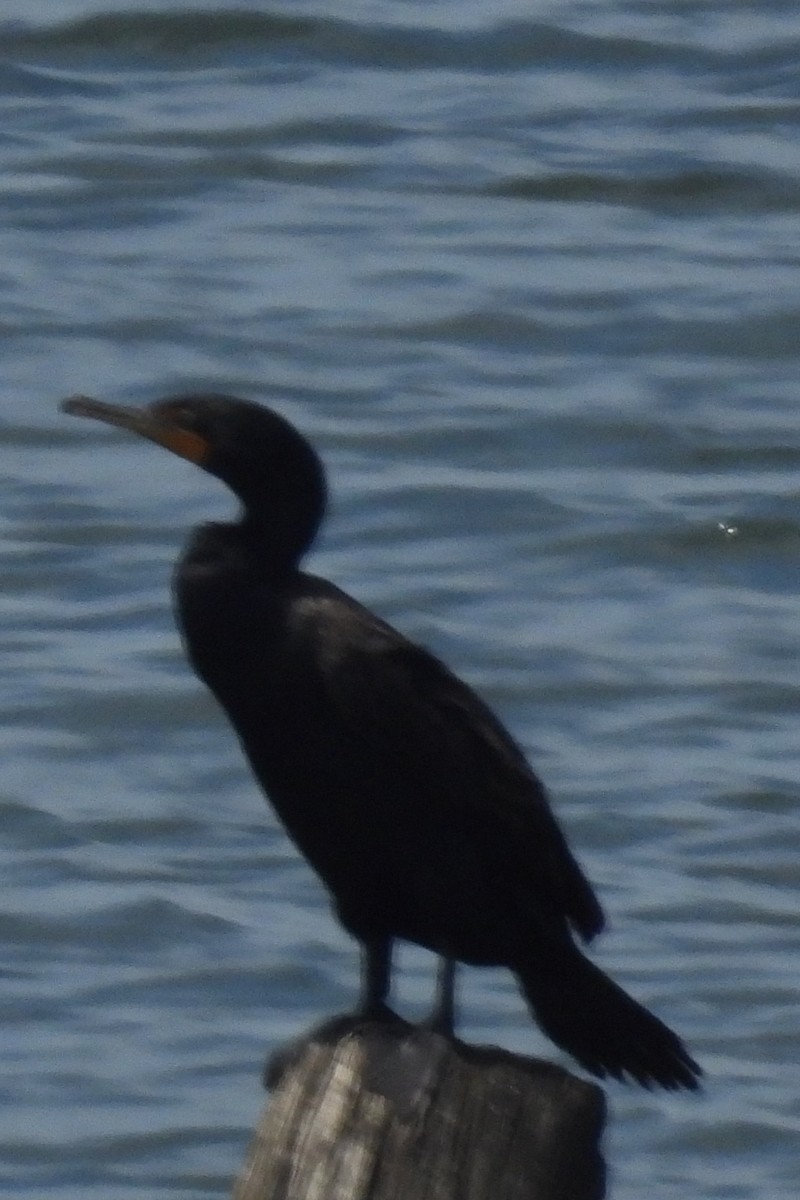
top-left (232, 1013), bottom-right (606, 1200)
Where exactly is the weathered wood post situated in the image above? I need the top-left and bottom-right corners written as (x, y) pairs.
top-left (232, 1013), bottom-right (606, 1200)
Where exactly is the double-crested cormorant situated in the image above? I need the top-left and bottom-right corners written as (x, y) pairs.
top-left (62, 392), bottom-right (701, 1090)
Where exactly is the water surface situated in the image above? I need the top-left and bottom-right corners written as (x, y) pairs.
top-left (1, 3), bottom-right (799, 1197)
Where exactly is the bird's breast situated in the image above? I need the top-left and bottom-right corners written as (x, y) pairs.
top-left (175, 546), bottom-right (287, 717)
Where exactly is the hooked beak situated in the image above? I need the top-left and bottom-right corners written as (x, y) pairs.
top-left (61, 395), bottom-right (210, 466)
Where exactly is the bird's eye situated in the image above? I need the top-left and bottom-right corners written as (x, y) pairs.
top-left (156, 402), bottom-right (196, 430)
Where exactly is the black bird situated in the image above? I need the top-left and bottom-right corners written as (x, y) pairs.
top-left (62, 392), bottom-right (701, 1090)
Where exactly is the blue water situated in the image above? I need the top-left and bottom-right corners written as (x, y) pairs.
top-left (1, 2), bottom-right (799, 1196)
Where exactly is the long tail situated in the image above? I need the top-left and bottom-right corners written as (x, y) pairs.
top-left (517, 944), bottom-right (702, 1090)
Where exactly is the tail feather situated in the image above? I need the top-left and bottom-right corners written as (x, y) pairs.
top-left (517, 945), bottom-right (701, 1091)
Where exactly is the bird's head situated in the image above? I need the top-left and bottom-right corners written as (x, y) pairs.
top-left (61, 392), bottom-right (327, 565)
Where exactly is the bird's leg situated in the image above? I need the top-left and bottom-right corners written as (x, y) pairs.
top-left (423, 955), bottom-right (457, 1036)
top-left (266, 938), bottom-right (393, 1090)
top-left (357, 937), bottom-right (394, 1019)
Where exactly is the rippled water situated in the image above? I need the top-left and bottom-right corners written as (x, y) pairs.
top-left (2, 2), bottom-right (799, 1197)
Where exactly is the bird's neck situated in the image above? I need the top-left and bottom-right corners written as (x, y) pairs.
top-left (237, 480), bottom-right (327, 572)
top-left (184, 514), bottom-right (307, 584)
top-left (240, 507), bottom-right (313, 578)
